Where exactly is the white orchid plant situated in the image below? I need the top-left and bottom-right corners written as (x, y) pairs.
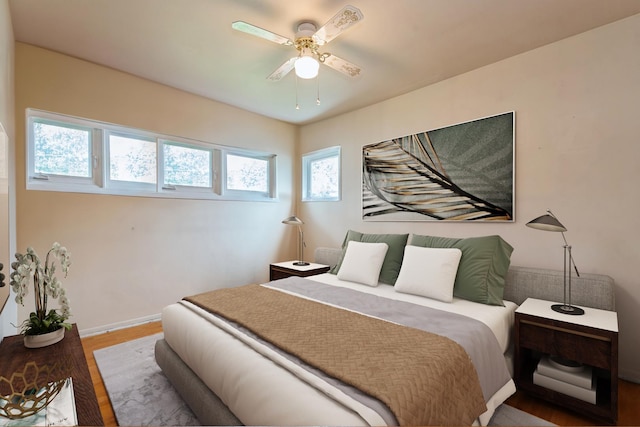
top-left (9, 242), bottom-right (72, 336)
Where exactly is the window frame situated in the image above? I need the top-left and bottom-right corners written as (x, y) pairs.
top-left (222, 149), bottom-right (277, 200)
top-left (159, 138), bottom-right (217, 195)
top-left (27, 114), bottom-right (98, 189)
top-left (302, 145), bottom-right (341, 202)
top-left (26, 109), bottom-right (277, 202)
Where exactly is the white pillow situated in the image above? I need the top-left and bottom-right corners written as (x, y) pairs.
top-left (394, 246), bottom-right (463, 302)
top-left (336, 241), bottom-right (389, 287)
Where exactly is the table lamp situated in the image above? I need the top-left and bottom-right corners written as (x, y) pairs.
top-left (282, 215), bottom-right (309, 266)
top-left (526, 210), bottom-right (584, 315)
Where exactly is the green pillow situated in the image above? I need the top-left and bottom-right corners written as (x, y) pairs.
top-left (331, 230), bottom-right (409, 285)
top-left (409, 234), bottom-right (513, 306)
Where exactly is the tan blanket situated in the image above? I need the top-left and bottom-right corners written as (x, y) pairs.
top-left (185, 284), bottom-right (486, 426)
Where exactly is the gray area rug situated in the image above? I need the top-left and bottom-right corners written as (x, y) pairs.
top-left (94, 332), bottom-right (199, 426)
top-left (94, 333), bottom-right (554, 426)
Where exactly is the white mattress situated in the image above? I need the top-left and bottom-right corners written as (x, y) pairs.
top-left (162, 274), bottom-right (517, 426)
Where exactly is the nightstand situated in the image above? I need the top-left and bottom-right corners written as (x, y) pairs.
top-left (514, 298), bottom-right (618, 424)
top-left (269, 261), bottom-right (330, 281)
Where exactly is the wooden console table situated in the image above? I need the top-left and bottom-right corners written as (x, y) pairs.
top-left (0, 324), bottom-right (103, 425)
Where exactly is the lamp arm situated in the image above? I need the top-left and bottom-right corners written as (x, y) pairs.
top-left (298, 226), bottom-right (304, 263)
top-left (561, 232), bottom-right (580, 277)
top-left (548, 210), bottom-right (580, 277)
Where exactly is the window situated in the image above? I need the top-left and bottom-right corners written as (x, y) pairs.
top-left (226, 153), bottom-right (267, 192)
top-left (162, 142), bottom-right (212, 189)
top-left (108, 133), bottom-right (157, 186)
top-left (26, 109), bottom-right (277, 201)
top-left (302, 146), bottom-right (341, 201)
top-left (224, 151), bottom-right (276, 198)
top-left (30, 117), bottom-right (93, 182)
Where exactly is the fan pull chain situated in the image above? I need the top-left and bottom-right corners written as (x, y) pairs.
top-left (295, 74), bottom-right (300, 110)
top-left (295, 73), bottom-right (322, 109)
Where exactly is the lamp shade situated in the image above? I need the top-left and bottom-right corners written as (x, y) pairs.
top-left (282, 215), bottom-right (304, 226)
top-left (295, 55), bottom-right (319, 79)
top-left (526, 213), bottom-right (567, 232)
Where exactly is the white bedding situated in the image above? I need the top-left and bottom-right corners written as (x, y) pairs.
top-left (306, 273), bottom-right (517, 354)
top-left (162, 274), bottom-right (517, 426)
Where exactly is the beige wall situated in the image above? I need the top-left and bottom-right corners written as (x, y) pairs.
top-left (0, 0), bottom-right (11, 150)
top-left (14, 43), bottom-right (298, 334)
top-left (9, 7), bottom-right (640, 382)
top-left (300, 14), bottom-right (640, 381)
top-left (0, 0), bottom-right (16, 339)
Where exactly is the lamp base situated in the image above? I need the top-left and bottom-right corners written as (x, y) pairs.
top-left (551, 303), bottom-right (585, 316)
top-left (293, 261), bottom-right (310, 266)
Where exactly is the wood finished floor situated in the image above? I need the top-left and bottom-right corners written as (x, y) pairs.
top-left (82, 321), bottom-right (640, 426)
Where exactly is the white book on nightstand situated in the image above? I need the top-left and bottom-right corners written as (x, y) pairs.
top-left (533, 370), bottom-right (597, 404)
top-left (537, 355), bottom-right (593, 389)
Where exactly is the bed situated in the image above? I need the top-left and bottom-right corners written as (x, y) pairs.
top-left (156, 233), bottom-right (616, 426)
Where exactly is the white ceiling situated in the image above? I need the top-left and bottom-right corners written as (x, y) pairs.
top-left (9, 0), bottom-right (640, 125)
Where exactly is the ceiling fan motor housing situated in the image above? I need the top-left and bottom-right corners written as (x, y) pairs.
top-left (295, 22), bottom-right (317, 38)
top-left (295, 23), bottom-right (319, 54)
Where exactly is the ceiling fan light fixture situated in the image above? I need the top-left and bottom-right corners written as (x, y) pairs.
top-left (295, 50), bottom-right (319, 79)
top-left (232, 5), bottom-right (364, 83)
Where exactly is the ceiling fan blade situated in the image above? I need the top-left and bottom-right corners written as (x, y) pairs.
top-left (322, 54), bottom-right (362, 78)
top-left (313, 5), bottom-right (364, 46)
top-left (267, 57), bottom-right (297, 81)
top-left (232, 21), bottom-right (293, 46)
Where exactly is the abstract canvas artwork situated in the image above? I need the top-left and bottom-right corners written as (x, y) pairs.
top-left (362, 112), bottom-right (514, 222)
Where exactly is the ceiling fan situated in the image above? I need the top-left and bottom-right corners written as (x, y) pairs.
top-left (232, 5), bottom-right (364, 81)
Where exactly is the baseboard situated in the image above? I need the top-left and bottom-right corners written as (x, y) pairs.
top-left (620, 370), bottom-right (640, 384)
top-left (78, 313), bottom-right (161, 337)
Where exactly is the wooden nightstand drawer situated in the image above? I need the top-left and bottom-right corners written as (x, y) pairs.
top-left (270, 267), bottom-right (294, 281)
top-left (518, 317), bottom-right (613, 370)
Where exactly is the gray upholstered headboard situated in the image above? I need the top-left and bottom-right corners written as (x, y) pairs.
top-left (314, 247), bottom-right (615, 311)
